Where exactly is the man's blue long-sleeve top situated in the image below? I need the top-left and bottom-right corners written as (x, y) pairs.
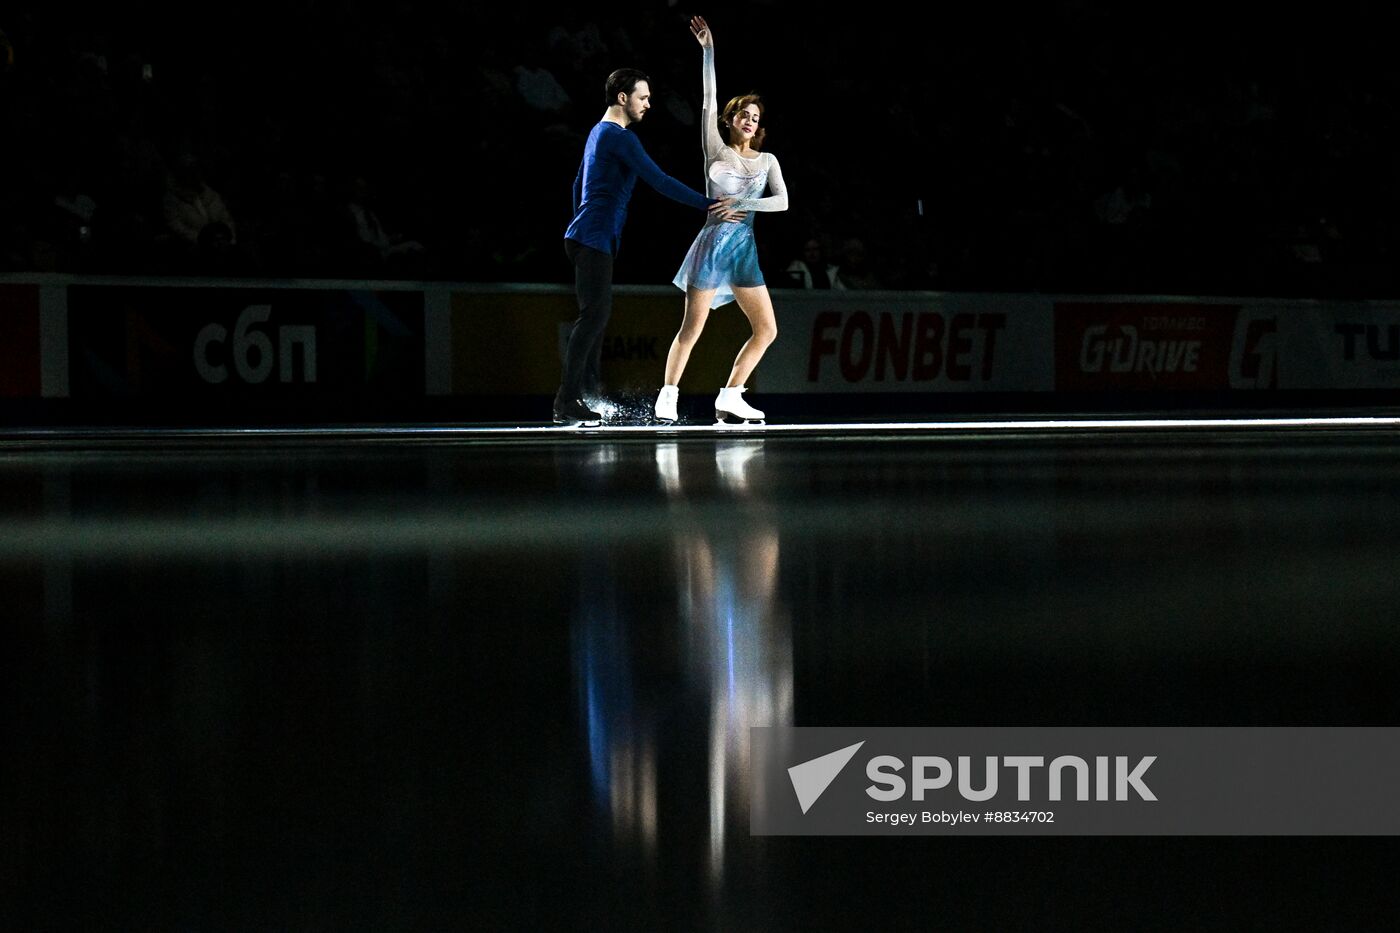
top-left (565, 121), bottom-right (713, 255)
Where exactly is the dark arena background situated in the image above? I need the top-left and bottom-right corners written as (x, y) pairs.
top-left (5, 3), bottom-right (1400, 930)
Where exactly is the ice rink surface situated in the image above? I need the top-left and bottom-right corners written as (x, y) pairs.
top-left (5, 419), bottom-right (1400, 929)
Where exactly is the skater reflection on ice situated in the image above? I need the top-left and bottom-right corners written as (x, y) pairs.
top-left (653, 438), bottom-right (764, 497)
top-left (659, 440), bottom-right (786, 881)
top-left (573, 440), bottom-right (790, 891)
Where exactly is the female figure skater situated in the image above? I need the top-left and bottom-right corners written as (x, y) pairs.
top-left (656, 15), bottom-right (788, 424)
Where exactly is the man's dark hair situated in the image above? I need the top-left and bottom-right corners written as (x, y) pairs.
top-left (605, 68), bottom-right (649, 107)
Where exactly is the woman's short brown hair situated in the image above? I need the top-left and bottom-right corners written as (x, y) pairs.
top-left (720, 94), bottom-right (766, 150)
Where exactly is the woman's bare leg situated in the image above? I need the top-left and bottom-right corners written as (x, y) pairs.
top-left (664, 288), bottom-right (717, 386)
top-left (724, 285), bottom-right (778, 387)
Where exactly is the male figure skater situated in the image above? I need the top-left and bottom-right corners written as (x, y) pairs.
top-left (556, 67), bottom-right (739, 425)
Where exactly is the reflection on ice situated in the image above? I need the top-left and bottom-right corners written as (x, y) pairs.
top-left (576, 439), bottom-right (791, 890)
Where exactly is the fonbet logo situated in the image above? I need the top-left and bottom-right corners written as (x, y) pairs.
top-left (789, 743), bottom-right (1158, 814)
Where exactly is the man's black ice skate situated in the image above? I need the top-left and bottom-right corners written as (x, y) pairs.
top-left (553, 397), bottom-right (603, 426)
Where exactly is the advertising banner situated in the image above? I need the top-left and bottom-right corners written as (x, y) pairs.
top-left (448, 289), bottom-right (752, 394)
top-left (0, 283), bottom-right (41, 398)
top-left (1054, 302), bottom-right (1242, 392)
top-left (66, 285), bottom-right (424, 406)
top-left (762, 292), bottom-right (1054, 393)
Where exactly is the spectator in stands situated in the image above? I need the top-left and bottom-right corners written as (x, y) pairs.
top-left (548, 15), bottom-right (608, 79)
top-left (345, 174), bottom-right (426, 274)
top-left (515, 57), bottom-right (571, 116)
top-left (3, 224), bottom-right (59, 272)
top-left (162, 157), bottom-right (236, 248)
top-left (50, 163), bottom-right (98, 268)
top-left (784, 235), bottom-right (843, 289)
top-left (836, 237), bottom-right (881, 289)
top-left (1, 26), bottom-right (14, 76)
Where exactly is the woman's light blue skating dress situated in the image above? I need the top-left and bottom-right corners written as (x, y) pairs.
top-left (673, 47), bottom-right (789, 309)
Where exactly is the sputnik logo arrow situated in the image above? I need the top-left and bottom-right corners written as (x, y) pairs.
top-left (788, 741), bottom-right (865, 814)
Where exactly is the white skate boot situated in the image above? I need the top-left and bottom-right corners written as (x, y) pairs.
top-left (654, 384), bottom-right (680, 423)
top-left (714, 386), bottom-right (765, 424)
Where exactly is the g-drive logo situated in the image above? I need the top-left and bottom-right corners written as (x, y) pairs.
top-left (788, 741), bottom-right (1157, 814)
